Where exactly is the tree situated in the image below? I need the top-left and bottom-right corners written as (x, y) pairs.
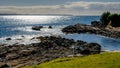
top-left (100, 12), bottom-right (111, 27)
top-left (108, 14), bottom-right (120, 27)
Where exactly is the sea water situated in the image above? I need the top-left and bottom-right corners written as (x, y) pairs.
top-left (0, 15), bottom-right (120, 51)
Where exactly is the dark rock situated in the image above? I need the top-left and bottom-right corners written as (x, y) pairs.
top-left (48, 26), bottom-right (52, 29)
top-left (62, 23), bottom-right (120, 38)
top-left (21, 36), bottom-right (24, 37)
top-left (0, 44), bottom-right (6, 46)
top-left (0, 36), bottom-right (101, 68)
top-left (6, 53), bottom-right (19, 60)
top-left (16, 38), bottom-right (22, 40)
top-left (71, 42), bottom-right (101, 55)
top-left (38, 36), bottom-right (101, 55)
top-left (0, 64), bottom-right (9, 68)
top-left (91, 21), bottom-right (101, 27)
top-left (81, 43), bottom-right (101, 55)
top-left (81, 50), bottom-right (90, 55)
top-left (0, 53), bottom-right (6, 58)
top-left (31, 37), bottom-right (37, 40)
top-left (62, 25), bottom-right (77, 33)
top-left (19, 48), bottom-right (38, 57)
top-left (6, 38), bottom-right (11, 40)
top-left (32, 26), bottom-right (43, 31)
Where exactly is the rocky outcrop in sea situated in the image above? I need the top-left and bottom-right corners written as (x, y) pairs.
top-left (32, 26), bottom-right (43, 31)
top-left (62, 23), bottom-right (120, 38)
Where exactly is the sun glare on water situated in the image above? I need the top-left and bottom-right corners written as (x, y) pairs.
top-left (2, 15), bottom-right (63, 24)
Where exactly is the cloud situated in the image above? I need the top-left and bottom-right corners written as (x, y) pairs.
top-left (64, 2), bottom-right (120, 10)
top-left (0, 1), bottom-right (120, 15)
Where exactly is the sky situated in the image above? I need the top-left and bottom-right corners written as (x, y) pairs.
top-left (0, 0), bottom-right (120, 15)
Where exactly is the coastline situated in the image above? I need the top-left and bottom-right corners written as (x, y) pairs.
top-left (0, 36), bottom-right (101, 68)
top-left (0, 15), bottom-right (120, 68)
top-left (0, 23), bottom-right (120, 67)
top-left (62, 23), bottom-right (120, 39)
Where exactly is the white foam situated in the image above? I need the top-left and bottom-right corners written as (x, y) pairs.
top-left (11, 26), bottom-right (36, 32)
top-left (0, 35), bottom-right (40, 45)
top-left (40, 26), bottom-right (64, 36)
top-left (0, 26), bottom-right (64, 45)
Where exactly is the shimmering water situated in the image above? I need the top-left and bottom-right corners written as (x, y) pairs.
top-left (0, 15), bottom-right (120, 51)
top-left (0, 15), bottom-right (99, 37)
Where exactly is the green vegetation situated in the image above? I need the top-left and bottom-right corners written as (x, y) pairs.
top-left (25, 52), bottom-right (120, 68)
top-left (108, 14), bottom-right (120, 27)
top-left (92, 12), bottom-right (120, 27)
top-left (100, 12), bottom-right (110, 27)
top-left (100, 12), bottom-right (120, 27)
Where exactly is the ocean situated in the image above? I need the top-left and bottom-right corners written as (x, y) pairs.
top-left (0, 15), bottom-right (120, 51)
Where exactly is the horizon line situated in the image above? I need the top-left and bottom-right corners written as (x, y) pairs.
top-left (0, 13), bottom-right (100, 16)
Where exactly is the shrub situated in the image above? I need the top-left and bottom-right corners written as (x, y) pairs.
top-left (100, 12), bottom-right (111, 27)
top-left (108, 14), bottom-right (120, 27)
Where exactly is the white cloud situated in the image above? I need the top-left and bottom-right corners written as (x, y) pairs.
top-left (0, 1), bottom-right (120, 15)
top-left (64, 2), bottom-right (120, 10)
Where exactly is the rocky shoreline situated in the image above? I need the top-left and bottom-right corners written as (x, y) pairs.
top-left (1, 23), bottom-right (120, 68)
top-left (62, 23), bottom-right (120, 39)
top-left (0, 36), bottom-right (101, 68)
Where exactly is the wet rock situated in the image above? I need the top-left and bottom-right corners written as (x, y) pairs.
top-left (6, 38), bottom-right (11, 40)
top-left (32, 26), bottom-right (43, 31)
top-left (21, 36), bottom-right (24, 37)
top-left (31, 37), bottom-right (36, 40)
top-left (48, 26), bottom-right (52, 29)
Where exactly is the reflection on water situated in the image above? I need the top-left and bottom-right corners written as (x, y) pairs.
top-left (1, 15), bottom-right (120, 51)
top-left (63, 34), bottom-right (120, 51)
top-left (0, 15), bottom-right (70, 37)
top-left (1, 15), bottom-right (65, 24)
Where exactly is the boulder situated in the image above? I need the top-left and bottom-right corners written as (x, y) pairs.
top-left (32, 26), bottom-right (43, 31)
top-left (48, 26), bottom-right (52, 29)
top-left (80, 43), bottom-right (101, 55)
top-left (6, 38), bottom-right (11, 40)
top-left (62, 25), bottom-right (77, 33)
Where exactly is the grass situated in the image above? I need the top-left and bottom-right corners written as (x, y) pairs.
top-left (24, 52), bottom-right (120, 68)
